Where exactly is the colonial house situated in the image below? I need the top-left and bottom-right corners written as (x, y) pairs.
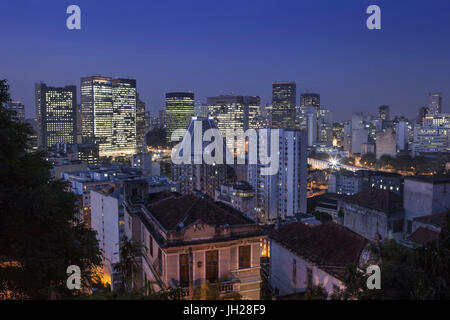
top-left (123, 179), bottom-right (264, 299)
top-left (269, 222), bottom-right (370, 299)
top-left (339, 189), bottom-right (404, 241)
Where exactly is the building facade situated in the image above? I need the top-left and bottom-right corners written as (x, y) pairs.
top-left (35, 83), bottom-right (77, 149)
top-left (165, 92), bottom-right (195, 144)
top-left (123, 183), bottom-right (264, 299)
top-left (340, 189), bottom-right (405, 241)
top-left (270, 222), bottom-right (369, 299)
top-left (271, 82), bottom-right (296, 129)
top-left (248, 129), bottom-right (307, 223)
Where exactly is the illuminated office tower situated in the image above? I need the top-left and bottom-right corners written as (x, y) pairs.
top-left (272, 81), bottom-right (296, 129)
top-left (428, 92), bottom-right (443, 115)
top-left (378, 105), bottom-right (390, 121)
top-left (136, 93), bottom-right (147, 149)
top-left (80, 76), bottom-right (113, 154)
top-left (4, 101), bottom-right (25, 122)
top-left (245, 96), bottom-right (263, 130)
top-left (194, 104), bottom-right (209, 118)
top-left (165, 92), bottom-right (195, 144)
top-left (208, 95), bottom-right (260, 156)
top-left (300, 93), bottom-right (320, 110)
top-left (111, 78), bottom-right (137, 154)
top-left (34, 83), bottom-right (77, 149)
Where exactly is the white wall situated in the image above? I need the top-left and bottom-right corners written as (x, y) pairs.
top-left (270, 241), bottom-right (343, 298)
top-left (90, 191), bottom-right (120, 277)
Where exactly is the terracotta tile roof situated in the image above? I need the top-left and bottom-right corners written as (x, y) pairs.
top-left (407, 227), bottom-right (440, 246)
top-left (270, 222), bottom-right (368, 281)
top-left (146, 192), bottom-right (255, 231)
top-left (414, 212), bottom-right (449, 229)
top-left (342, 188), bottom-right (403, 213)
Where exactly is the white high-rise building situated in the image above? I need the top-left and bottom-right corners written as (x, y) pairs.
top-left (248, 129), bottom-right (307, 223)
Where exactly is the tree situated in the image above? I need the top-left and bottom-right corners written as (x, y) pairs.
top-left (332, 238), bottom-right (447, 300)
top-left (415, 213), bottom-right (450, 299)
top-left (0, 79), bottom-right (102, 299)
top-left (360, 153), bottom-right (376, 167)
top-left (303, 285), bottom-right (329, 300)
top-left (114, 236), bottom-right (146, 292)
top-left (340, 157), bottom-right (355, 166)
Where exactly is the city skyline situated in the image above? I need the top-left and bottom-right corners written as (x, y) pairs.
top-left (2, 0), bottom-right (450, 120)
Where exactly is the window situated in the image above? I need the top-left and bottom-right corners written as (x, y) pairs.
top-left (179, 254), bottom-right (189, 287)
top-left (292, 259), bottom-right (297, 285)
top-left (306, 268), bottom-right (313, 288)
top-left (206, 250), bottom-right (219, 283)
top-left (239, 245), bottom-right (251, 269)
top-left (149, 235), bottom-right (153, 257)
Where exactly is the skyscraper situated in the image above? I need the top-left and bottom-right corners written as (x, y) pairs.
top-left (165, 92), bottom-right (194, 144)
top-left (300, 93), bottom-right (320, 110)
top-left (81, 76), bottom-right (137, 156)
top-left (208, 95), bottom-right (261, 156)
top-left (4, 101), bottom-right (25, 122)
top-left (35, 83), bottom-right (77, 149)
top-left (136, 93), bottom-right (147, 149)
top-left (378, 105), bottom-right (390, 121)
top-left (248, 129), bottom-right (307, 223)
top-left (111, 78), bottom-right (137, 154)
top-left (428, 92), bottom-right (443, 115)
top-left (172, 117), bottom-right (234, 198)
top-left (81, 76), bottom-right (113, 154)
top-left (271, 82), bottom-right (296, 129)
top-left (417, 106), bottom-right (429, 124)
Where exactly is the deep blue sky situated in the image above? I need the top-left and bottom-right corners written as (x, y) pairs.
top-left (1, 0), bottom-right (450, 120)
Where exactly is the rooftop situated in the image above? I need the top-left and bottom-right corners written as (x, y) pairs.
top-left (145, 192), bottom-right (256, 231)
top-left (414, 211), bottom-right (449, 229)
top-left (407, 227), bottom-right (440, 246)
top-left (341, 188), bottom-right (403, 213)
top-left (270, 222), bottom-right (368, 280)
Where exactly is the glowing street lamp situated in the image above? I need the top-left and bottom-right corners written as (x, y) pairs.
top-left (330, 158), bottom-right (339, 167)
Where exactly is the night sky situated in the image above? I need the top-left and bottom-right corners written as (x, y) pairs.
top-left (1, 0), bottom-right (450, 121)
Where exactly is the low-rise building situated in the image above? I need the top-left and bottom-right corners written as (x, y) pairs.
top-left (406, 212), bottom-right (449, 247)
top-left (403, 176), bottom-right (450, 236)
top-left (368, 171), bottom-right (403, 195)
top-left (124, 180), bottom-right (264, 299)
top-left (215, 181), bottom-right (256, 221)
top-left (269, 222), bottom-right (370, 298)
top-left (340, 189), bottom-right (404, 241)
top-left (328, 170), bottom-right (365, 195)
